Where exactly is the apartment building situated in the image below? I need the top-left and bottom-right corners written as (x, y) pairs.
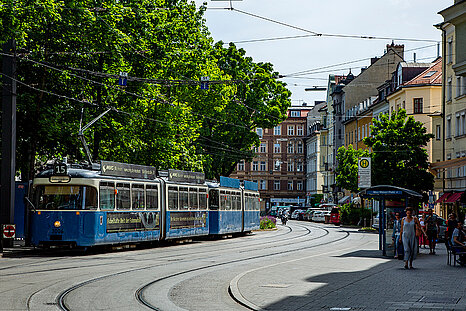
top-left (231, 105), bottom-right (311, 212)
top-left (432, 0), bottom-right (466, 217)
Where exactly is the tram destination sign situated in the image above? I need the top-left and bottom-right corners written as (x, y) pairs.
top-left (101, 161), bottom-right (157, 179)
top-left (168, 169), bottom-right (205, 184)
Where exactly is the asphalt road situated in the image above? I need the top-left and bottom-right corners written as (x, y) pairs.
top-left (0, 221), bottom-right (372, 311)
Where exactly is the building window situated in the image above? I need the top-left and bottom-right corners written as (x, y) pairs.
top-left (447, 115), bottom-right (451, 138)
top-left (287, 162), bottom-right (294, 172)
top-left (456, 113), bottom-right (461, 136)
top-left (413, 98), bottom-right (423, 114)
top-left (290, 110), bottom-right (300, 117)
top-left (457, 77), bottom-right (462, 98)
top-left (297, 181), bottom-right (303, 190)
top-left (274, 143), bottom-right (281, 153)
top-left (274, 160), bottom-right (281, 171)
top-left (256, 128), bottom-right (263, 138)
top-left (237, 161), bottom-right (245, 171)
top-left (260, 143), bottom-right (266, 153)
top-left (436, 125), bottom-right (441, 141)
top-left (260, 161), bottom-right (266, 171)
top-left (274, 180), bottom-right (280, 190)
top-left (358, 127), bottom-right (361, 141)
top-left (287, 181), bottom-right (293, 190)
top-left (287, 143), bottom-right (294, 154)
top-left (447, 37), bottom-right (453, 64)
top-left (260, 180), bottom-right (266, 190)
top-left (297, 142), bottom-right (303, 153)
top-left (447, 77), bottom-right (452, 101)
top-left (288, 125), bottom-right (295, 136)
top-left (274, 125), bottom-right (281, 136)
top-left (460, 112), bottom-right (466, 136)
top-left (297, 125), bottom-right (304, 136)
top-left (252, 161), bottom-right (258, 171)
top-left (297, 161), bottom-right (303, 172)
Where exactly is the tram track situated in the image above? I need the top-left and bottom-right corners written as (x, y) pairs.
top-left (134, 224), bottom-right (349, 311)
top-left (53, 223), bottom-right (333, 311)
top-left (1, 223), bottom-right (304, 278)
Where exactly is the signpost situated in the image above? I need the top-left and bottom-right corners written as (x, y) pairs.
top-left (2, 224), bottom-right (15, 239)
top-left (358, 157), bottom-right (371, 189)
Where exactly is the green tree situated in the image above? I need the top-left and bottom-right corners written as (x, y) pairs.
top-left (335, 145), bottom-right (370, 193)
top-left (363, 109), bottom-right (434, 194)
top-left (1, 0), bottom-right (290, 181)
top-left (197, 42), bottom-right (291, 179)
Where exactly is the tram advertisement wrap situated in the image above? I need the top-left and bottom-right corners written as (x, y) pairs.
top-left (106, 212), bottom-right (159, 233)
top-left (170, 211), bottom-right (207, 229)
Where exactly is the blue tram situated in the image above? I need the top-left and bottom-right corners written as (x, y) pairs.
top-left (30, 160), bottom-right (259, 248)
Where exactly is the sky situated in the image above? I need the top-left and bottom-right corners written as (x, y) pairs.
top-left (193, 0), bottom-right (452, 106)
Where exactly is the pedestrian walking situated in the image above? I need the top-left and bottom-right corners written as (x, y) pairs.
top-left (392, 212), bottom-right (402, 259)
top-left (424, 208), bottom-right (439, 254)
top-left (399, 207), bottom-right (423, 269)
top-left (419, 214), bottom-right (427, 248)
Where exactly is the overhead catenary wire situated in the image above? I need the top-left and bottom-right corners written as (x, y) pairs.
top-left (206, 7), bottom-right (440, 43)
top-left (2, 71), bottom-right (257, 159)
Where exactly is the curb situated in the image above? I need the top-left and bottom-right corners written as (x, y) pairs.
top-left (228, 271), bottom-right (263, 311)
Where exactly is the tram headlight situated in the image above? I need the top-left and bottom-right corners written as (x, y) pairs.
top-left (54, 221), bottom-right (61, 228)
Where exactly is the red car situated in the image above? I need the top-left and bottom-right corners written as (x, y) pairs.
top-left (330, 207), bottom-right (340, 225)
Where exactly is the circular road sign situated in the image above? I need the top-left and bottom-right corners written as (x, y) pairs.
top-left (2, 224), bottom-right (15, 239)
top-left (360, 158), bottom-right (370, 169)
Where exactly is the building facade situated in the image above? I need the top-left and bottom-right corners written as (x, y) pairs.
top-left (231, 105), bottom-right (311, 211)
top-left (432, 0), bottom-right (466, 217)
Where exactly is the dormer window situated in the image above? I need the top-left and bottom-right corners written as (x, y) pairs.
top-left (290, 111), bottom-right (300, 117)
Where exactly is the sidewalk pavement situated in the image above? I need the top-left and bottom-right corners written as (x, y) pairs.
top-left (231, 235), bottom-right (465, 311)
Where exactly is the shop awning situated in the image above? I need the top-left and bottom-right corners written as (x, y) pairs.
top-left (338, 195), bottom-right (350, 204)
top-left (435, 192), bottom-right (451, 204)
top-left (445, 191), bottom-right (464, 203)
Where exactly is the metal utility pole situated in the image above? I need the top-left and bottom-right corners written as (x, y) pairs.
top-left (1, 39), bottom-right (17, 250)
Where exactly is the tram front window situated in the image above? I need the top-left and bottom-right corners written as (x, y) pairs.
top-left (36, 185), bottom-right (97, 210)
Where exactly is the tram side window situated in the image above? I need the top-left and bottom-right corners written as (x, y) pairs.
top-left (116, 183), bottom-right (130, 210)
top-left (199, 188), bottom-right (207, 210)
top-left (100, 182), bottom-right (115, 210)
top-left (146, 185), bottom-right (158, 210)
top-left (255, 195), bottom-right (260, 210)
top-left (132, 184), bottom-right (145, 210)
top-left (179, 187), bottom-right (189, 210)
top-left (189, 188), bottom-right (198, 210)
top-left (226, 191), bottom-right (232, 210)
top-left (168, 186), bottom-right (178, 210)
top-left (208, 189), bottom-right (219, 210)
top-left (236, 193), bottom-right (241, 210)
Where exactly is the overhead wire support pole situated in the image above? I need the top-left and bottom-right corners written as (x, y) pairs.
top-left (1, 39), bottom-right (16, 250)
top-left (78, 108), bottom-right (112, 165)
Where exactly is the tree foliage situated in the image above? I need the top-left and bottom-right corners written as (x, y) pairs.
top-left (335, 145), bottom-right (370, 193)
top-left (363, 109), bottom-right (434, 194)
top-left (0, 0), bottom-right (290, 180)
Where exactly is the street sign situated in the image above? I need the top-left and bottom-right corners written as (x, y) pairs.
top-left (358, 157), bottom-right (371, 188)
top-left (2, 224), bottom-right (15, 239)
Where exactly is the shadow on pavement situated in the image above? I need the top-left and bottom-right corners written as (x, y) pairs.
top-left (260, 246), bottom-right (465, 311)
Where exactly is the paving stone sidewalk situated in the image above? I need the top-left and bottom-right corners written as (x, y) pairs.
top-left (234, 237), bottom-right (465, 311)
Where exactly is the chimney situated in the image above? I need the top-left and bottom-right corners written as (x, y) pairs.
top-left (302, 102), bottom-right (307, 106)
top-left (371, 57), bottom-right (378, 65)
top-left (413, 53), bottom-right (416, 63)
top-left (386, 42), bottom-right (404, 59)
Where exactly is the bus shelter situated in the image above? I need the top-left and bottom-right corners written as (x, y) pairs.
top-left (359, 185), bottom-right (423, 256)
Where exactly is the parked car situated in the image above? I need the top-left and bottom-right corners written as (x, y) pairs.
top-left (323, 211), bottom-right (331, 223)
top-left (303, 209), bottom-right (318, 221)
top-left (312, 211), bottom-right (326, 222)
top-left (291, 209), bottom-right (305, 220)
top-left (330, 207), bottom-right (340, 225)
